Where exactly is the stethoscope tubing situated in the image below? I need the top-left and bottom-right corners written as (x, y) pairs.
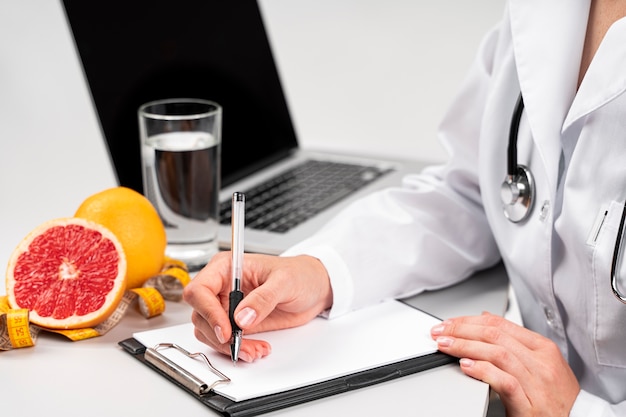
top-left (611, 202), bottom-right (626, 303)
top-left (507, 94), bottom-right (525, 176)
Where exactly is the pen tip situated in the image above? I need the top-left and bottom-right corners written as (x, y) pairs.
top-left (231, 345), bottom-right (240, 364)
top-left (231, 331), bottom-right (242, 364)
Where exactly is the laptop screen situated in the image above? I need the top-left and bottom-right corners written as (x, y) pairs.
top-left (62, 0), bottom-right (298, 192)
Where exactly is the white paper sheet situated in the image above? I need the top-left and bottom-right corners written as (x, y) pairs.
top-left (133, 300), bottom-right (441, 402)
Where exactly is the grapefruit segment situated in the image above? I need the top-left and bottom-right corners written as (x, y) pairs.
top-left (6, 218), bottom-right (127, 330)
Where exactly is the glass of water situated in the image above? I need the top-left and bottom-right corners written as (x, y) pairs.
top-left (138, 98), bottom-right (221, 270)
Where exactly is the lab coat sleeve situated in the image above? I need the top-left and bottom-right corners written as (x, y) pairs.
top-left (282, 24), bottom-right (504, 318)
top-left (570, 390), bottom-right (626, 417)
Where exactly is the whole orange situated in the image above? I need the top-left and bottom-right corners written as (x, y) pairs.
top-left (74, 187), bottom-right (166, 289)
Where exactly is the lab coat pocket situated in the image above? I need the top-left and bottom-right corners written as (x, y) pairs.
top-left (591, 200), bottom-right (626, 368)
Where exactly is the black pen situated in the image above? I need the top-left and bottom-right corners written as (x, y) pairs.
top-left (229, 192), bottom-right (245, 363)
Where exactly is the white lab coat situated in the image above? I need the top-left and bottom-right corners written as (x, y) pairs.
top-left (283, 0), bottom-right (626, 415)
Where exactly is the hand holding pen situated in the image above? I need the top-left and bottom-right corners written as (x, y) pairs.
top-left (229, 192), bottom-right (245, 363)
top-left (183, 191), bottom-right (333, 363)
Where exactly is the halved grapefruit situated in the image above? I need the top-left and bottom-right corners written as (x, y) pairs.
top-left (5, 217), bottom-right (127, 329)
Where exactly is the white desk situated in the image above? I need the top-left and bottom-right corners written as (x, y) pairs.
top-left (2, 263), bottom-right (508, 417)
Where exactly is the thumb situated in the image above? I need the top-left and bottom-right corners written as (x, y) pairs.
top-left (233, 284), bottom-right (280, 331)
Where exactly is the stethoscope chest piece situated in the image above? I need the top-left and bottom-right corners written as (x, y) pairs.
top-left (501, 164), bottom-right (535, 223)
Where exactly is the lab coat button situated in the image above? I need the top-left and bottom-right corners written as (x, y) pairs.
top-left (539, 200), bottom-right (550, 221)
top-left (544, 307), bottom-right (556, 326)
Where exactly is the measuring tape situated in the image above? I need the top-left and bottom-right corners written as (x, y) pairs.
top-left (0, 257), bottom-right (190, 350)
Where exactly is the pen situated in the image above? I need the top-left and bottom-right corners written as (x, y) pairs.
top-left (229, 192), bottom-right (245, 363)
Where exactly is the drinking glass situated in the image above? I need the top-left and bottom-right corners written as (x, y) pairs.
top-left (139, 98), bottom-right (221, 269)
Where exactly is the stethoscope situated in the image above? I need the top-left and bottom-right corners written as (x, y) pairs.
top-left (500, 94), bottom-right (534, 223)
top-left (501, 93), bottom-right (626, 303)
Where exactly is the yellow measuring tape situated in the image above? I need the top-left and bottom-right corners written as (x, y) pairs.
top-left (0, 257), bottom-right (190, 350)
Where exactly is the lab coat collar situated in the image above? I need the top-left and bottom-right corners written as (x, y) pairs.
top-left (564, 17), bottom-right (626, 129)
top-left (508, 0), bottom-right (590, 192)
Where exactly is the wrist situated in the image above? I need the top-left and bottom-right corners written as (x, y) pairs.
top-left (300, 255), bottom-right (334, 313)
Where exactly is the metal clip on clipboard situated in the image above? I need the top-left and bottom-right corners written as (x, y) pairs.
top-left (145, 343), bottom-right (231, 395)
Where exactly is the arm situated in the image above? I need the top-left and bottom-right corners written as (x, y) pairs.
top-left (282, 21), bottom-right (507, 317)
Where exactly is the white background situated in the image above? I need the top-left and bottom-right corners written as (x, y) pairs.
top-left (260, 0), bottom-right (505, 162)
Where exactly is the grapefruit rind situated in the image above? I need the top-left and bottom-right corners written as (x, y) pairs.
top-left (5, 217), bottom-right (127, 330)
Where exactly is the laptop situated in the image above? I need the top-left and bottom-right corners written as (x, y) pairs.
top-left (62, 0), bottom-right (426, 255)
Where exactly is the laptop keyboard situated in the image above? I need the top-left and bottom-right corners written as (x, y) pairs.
top-left (220, 159), bottom-right (392, 233)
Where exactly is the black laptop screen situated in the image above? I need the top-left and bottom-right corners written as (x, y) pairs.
top-left (62, 0), bottom-right (298, 192)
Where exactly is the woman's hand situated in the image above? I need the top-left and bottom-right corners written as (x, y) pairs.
top-left (183, 252), bottom-right (333, 363)
top-left (431, 312), bottom-right (580, 417)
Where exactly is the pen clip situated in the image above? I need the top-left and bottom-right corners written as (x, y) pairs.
top-left (231, 192), bottom-right (246, 291)
top-left (145, 343), bottom-right (231, 395)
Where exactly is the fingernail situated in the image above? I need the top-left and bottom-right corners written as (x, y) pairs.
top-left (236, 307), bottom-right (257, 327)
top-left (436, 336), bottom-right (454, 348)
top-left (431, 324), bottom-right (445, 336)
top-left (460, 358), bottom-right (475, 368)
top-left (239, 351), bottom-right (253, 363)
top-left (214, 325), bottom-right (227, 344)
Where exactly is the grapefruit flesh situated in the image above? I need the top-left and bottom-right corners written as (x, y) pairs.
top-left (5, 218), bottom-right (127, 329)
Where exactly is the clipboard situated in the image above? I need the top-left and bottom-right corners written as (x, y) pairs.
top-left (119, 337), bottom-right (454, 417)
top-left (118, 300), bottom-right (456, 416)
